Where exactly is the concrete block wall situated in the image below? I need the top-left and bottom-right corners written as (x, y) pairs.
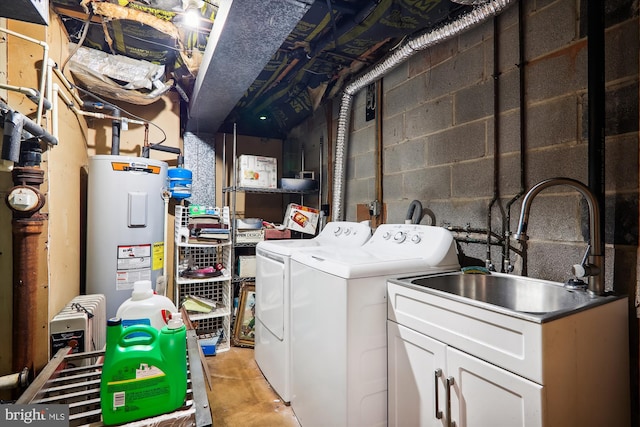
top-left (290, 0), bottom-right (638, 293)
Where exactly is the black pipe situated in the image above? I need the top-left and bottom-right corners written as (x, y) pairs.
top-left (487, 15), bottom-right (501, 271)
top-left (1, 109), bottom-right (58, 164)
top-left (445, 225), bottom-right (503, 241)
top-left (0, 101), bottom-right (58, 148)
top-left (455, 236), bottom-right (504, 246)
top-left (148, 144), bottom-right (181, 155)
top-left (504, 0), bottom-right (527, 275)
top-left (21, 116), bottom-right (58, 146)
top-left (587, 0), bottom-right (605, 258)
top-left (111, 109), bottom-right (121, 156)
top-left (84, 101), bottom-right (123, 155)
top-left (2, 110), bottom-right (23, 163)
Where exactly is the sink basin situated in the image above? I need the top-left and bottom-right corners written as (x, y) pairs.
top-left (397, 271), bottom-right (619, 322)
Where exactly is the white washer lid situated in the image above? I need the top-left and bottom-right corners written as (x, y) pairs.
top-left (290, 224), bottom-right (460, 278)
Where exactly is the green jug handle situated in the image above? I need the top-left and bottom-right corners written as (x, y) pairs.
top-left (119, 325), bottom-right (158, 347)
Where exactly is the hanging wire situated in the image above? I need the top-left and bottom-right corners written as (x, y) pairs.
top-left (61, 12), bottom-right (94, 74)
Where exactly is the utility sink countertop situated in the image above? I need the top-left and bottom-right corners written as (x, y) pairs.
top-left (393, 270), bottom-right (624, 323)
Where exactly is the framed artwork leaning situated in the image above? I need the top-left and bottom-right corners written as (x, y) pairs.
top-left (232, 282), bottom-right (256, 347)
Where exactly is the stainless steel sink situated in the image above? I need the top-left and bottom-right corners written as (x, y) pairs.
top-left (395, 271), bottom-right (620, 322)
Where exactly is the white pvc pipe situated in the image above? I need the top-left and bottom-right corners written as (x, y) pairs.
top-left (52, 65), bottom-right (84, 106)
top-left (162, 192), bottom-right (169, 279)
top-left (47, 58), bottom-right (54, 132)
top-left (0, 369), bottom-right (27, 391)
top-left (52, 83), bottom-right (59, 139)
top-left (0, 27), bottom-right (49, 126)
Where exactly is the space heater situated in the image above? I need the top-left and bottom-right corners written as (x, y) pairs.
top-left (49, 294), bottom-right (107, 364)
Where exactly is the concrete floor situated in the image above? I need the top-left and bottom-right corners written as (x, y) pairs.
top-left (206, 347), bottom-right (300, 427)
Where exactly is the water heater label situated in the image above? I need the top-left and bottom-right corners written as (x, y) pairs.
top-left (111, 161), bottom-right (162, 174)
top-left (116, 244), bottom-right (152, 290)
top-left (152, 242), bottom-right (164, 271)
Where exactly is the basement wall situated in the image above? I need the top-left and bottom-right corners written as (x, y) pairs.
top-left (0, 15), bottom-right (90, 383)
top-left (289, 0), bottom-right (639, 420)
top-left (291, 0), bottom-right (638, 294)
top-left (0, 10), bottom-right (182, 387)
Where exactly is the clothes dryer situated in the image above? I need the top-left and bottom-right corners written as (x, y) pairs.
top-left (289, 224), bottom-right (459, 427)
top-left (255, 221), bottom-right (372, 403)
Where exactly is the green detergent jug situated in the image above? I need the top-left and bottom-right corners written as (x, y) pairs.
top-left (100, 316), bottom-right (187, 425)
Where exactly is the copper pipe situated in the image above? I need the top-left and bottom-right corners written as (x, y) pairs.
top-left (11, 218), bottom-right (44, 376)
top-left (8, 167), bottom-right (45, 388)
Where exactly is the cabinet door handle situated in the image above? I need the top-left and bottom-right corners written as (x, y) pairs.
top-left (433, 368), bottom-right (442, 420)
top-left (446, 376), bottom-right (455, 427)
top-left (434, 369), bottom-right (443, 419)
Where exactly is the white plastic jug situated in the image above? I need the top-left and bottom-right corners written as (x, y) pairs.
top-left (116, 280), bottom-right (178, 330)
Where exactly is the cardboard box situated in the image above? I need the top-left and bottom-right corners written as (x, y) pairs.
top-left (237, 155), bottom-right (277, 189)
top-left (238, 256), bottom-right (257, 278)
top-left (264, 229), bottom-right (292, 240)
top-left (236, 229), bottom-right (265, 244)
top-left (283, 203), bottom-right (319, 235)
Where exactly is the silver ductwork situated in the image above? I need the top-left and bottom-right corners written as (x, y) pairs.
top-left (332, 0), bottom-right (516, 220)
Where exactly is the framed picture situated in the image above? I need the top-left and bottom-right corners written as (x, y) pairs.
top-left (232, 282), bottom-right (256, 347)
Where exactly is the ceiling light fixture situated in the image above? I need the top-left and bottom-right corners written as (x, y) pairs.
top-left (183, 9), bottom-right (201, 28)
top-left (259, 115), bottom-right (267, 120)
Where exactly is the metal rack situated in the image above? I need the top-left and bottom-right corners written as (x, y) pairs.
top-left (221, 124), bottom-right (316, 284)
top-left (16, 329), bottom-right (212, 427)
top-left (174, 205), bottom-right (232, 353)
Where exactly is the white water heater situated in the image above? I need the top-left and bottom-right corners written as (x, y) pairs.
top-left (86, 155), bottom-right (168, 319)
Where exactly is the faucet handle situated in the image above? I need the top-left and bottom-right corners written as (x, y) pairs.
top-left (572, 244), bottom-right (600, 278)
top-left (580, 244), bottom-right (591, 266)
top-left (571, 245), bottom-right (591, 278)
top-left (572, 263), bottom-right (587, 278)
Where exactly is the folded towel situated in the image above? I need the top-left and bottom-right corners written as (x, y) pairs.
top-left (462, 266), bottom-right (490, 275)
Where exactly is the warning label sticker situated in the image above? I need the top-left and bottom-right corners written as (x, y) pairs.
top-left (116, 244), bottom-right (152, 290)
top-left (152, 242), bottom-right (164, 271)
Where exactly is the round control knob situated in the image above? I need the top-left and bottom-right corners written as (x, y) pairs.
top-left (383, 232), bottom-right (392, 240)
top-left (411, 234), bottom-right (422, 244)
top-left (334, 227), bottom-right (342, 236)
top-left (393, 232), bottom-right (406, 243)
top-left (343, 228), bottom-right (351, 235)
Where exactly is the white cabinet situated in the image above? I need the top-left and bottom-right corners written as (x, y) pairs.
top-left (174, 205), bottom-right (232, 353)
top-left (387, 281), bottom-right (630, 427)
top-left (447, 346), bottom-right (542, 427)
top-left (388, 321), bottom-right (542, 427)
top-left (387, 321), bottom-right (446, 426)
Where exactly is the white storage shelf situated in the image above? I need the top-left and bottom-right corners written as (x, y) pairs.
top-left (174, 205), bottom-right (232, 353)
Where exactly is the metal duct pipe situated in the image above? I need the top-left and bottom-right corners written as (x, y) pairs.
top-left (332, 0), bottom-right (516, 220)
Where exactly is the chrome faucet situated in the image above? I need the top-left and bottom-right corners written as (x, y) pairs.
top-left (513, 177), bottom-right (605, 296)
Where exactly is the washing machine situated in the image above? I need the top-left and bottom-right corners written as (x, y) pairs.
top-left (255, 221), bottom-right (372, 403)
top-left (289, 223), bottom-right (460, 427)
